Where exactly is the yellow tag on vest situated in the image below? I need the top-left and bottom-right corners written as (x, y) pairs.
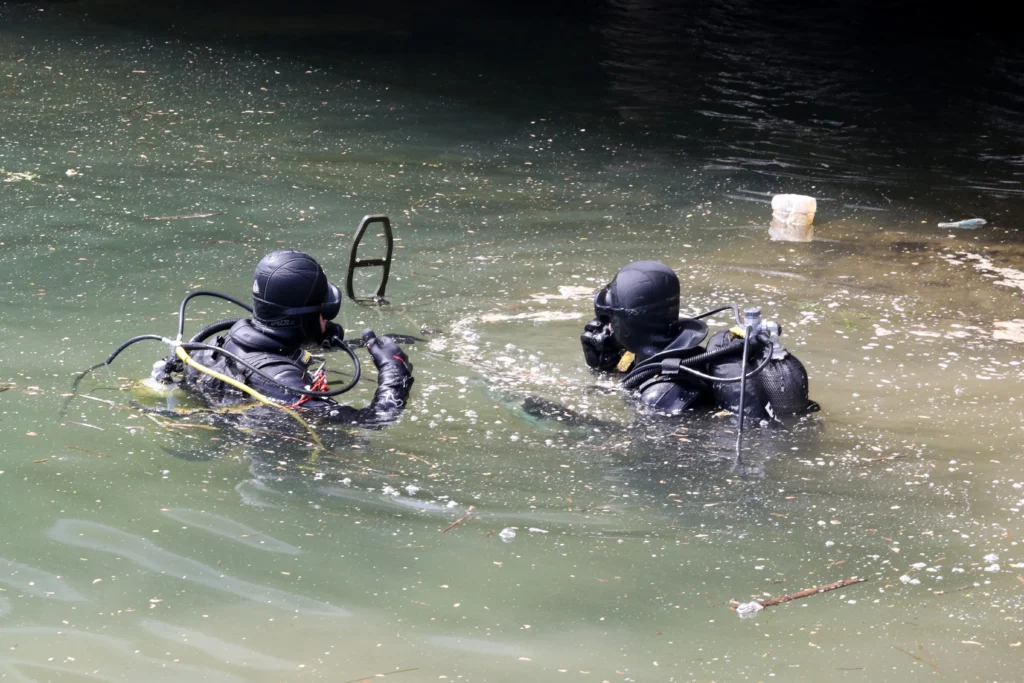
top-left (617, 351), bottom-right (636, 373)
top-left (729, 326), bottom-right (746, 338)
top-left (301, 350), bottom-right (312, 364)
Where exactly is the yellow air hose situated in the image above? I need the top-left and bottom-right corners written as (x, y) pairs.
top-left (173, 344), bottom-right (326, 452)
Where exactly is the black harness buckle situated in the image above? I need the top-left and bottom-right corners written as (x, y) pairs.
top-left (346, 214), bottom-right (394, 304)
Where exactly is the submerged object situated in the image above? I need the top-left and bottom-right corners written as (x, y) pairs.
top-left (937, 218), bottom-right (987, 229)
top-left (769, 194), bottom-right (817, 242)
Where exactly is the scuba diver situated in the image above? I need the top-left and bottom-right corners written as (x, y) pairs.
top-left (149, 249), bottom-right (414, 426)
top-left (580, 260), bottom-right (813, 423)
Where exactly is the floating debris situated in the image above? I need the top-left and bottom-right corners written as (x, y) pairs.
top-left (940, 252), bottom-right (1024, 292)
top-left (769, 194), bottom-right (817, 242)
top-left (994, 320), bottom-right (1024, 343)
top-left (937, 218), bottom-right (987, 229)
top-left (1, 168), bottom-right (38, 182)
top-left (142, 212), bottom-right (225, 221)
top-left (843, 203), bottom-right (888, 212)
top-left (733, 576), bottom-right (866, 619)
top-left (735, 601), bottom-right (764, 618)
top-left (441, 506), bottom-right (476, 534)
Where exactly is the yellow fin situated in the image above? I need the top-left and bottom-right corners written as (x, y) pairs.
top-left (616, 351), bottom-right (636, 373)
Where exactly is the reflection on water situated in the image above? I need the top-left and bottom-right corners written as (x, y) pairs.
top-left (423, 634), bottom-right (531, 658)
top-left (48, 520), bottom-right (350, 617)
top-left (139, 619), bottom-right (297, 670)
top-left (160, 508), bottom-right (302, 554)
top-left (1, 627), bottom-right (248, 683)
top-left (1, 558), bottom-right (87, 602)
top-left (2, 2), bottom-right (1024, 681)
top-left (233, 478), bottom-right (284, 508)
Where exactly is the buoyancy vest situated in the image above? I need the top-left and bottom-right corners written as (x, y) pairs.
top-left (184, 319), bottom-right (317, 406)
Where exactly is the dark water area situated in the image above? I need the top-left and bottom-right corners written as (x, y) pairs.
top-left (42, 0), bottom-right (1024, 222)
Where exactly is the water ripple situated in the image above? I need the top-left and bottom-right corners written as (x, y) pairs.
top-left (48, 520), bottom-right (349, 617)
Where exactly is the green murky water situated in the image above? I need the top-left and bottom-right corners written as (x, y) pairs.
top-left (3, 5), bottom-right (1024, 682)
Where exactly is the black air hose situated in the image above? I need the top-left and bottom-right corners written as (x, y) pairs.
top-left (177, 291), bottom-right (253, 340)
top-left (82, 335), bottom-right (360, 399)
top-left (622, 339), bottom-right (746, 390)
top-left (692, 304), bottom-right (743, 323)
top-left (63, 293), bottom-right (350, 418)
top-left (188, 318), bottom-right (240, 344)
top-left (622, 337), bottom-right (773, 391)
top-left (631, 337), bottom-right (754, 374)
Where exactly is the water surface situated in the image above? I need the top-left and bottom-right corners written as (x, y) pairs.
top-left (3, 4), bottom-right (1024, 682)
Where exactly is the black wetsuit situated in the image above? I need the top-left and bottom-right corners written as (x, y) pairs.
top-left (184, 319), bottom-right (413, 426)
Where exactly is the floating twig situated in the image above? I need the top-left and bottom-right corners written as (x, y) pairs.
top-left (341, 667), bottom-right (420, 683)
top-left (734, 576), bottom-right (866, 618)
top-left (168, 422), bottom-right (219, 431)
top-left (67, 421), bottom-right (105, 431)
top-left (145, 413), bottom-right (218, 431)
top-left (143, 212), bottom-right (225, 221)
top-left (758, 576), bottom-right (865, 607)
top-left (66, 443), bottom-right (109, 457)
top-left (238, 427), bottom-right (320, 448)
top-left (893, 643), bottom-right (940, 673)
top-left (397, 451), bottom-right (436, 468)
top-left (865, 454), bottom-right (906, 463)
top-left (931, 583), bottom-right (978, 596)
top-left (441, 506), bottom-right (476, 533)
top-left (65, 392), bottom-right (117, 406)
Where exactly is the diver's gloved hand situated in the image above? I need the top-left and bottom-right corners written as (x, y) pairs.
top-left (581, 317), bottom-right (625, 372)
top-left (322, 321), bottom-right (345, 347)
top-left (363, 329), bottom-right (413, 374)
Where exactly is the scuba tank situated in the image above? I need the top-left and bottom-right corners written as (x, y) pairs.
top-left (705, 308), bottom-right (811, 419)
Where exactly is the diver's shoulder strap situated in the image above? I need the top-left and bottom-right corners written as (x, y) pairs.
top-left (233, 349), bottom-right (313, 376)
top-left (225, 319), bottom-right (296, 355)
top-left (665, 318), bottom-right (710, 352)
top-left (221, 320), bottom-right (313, 378)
